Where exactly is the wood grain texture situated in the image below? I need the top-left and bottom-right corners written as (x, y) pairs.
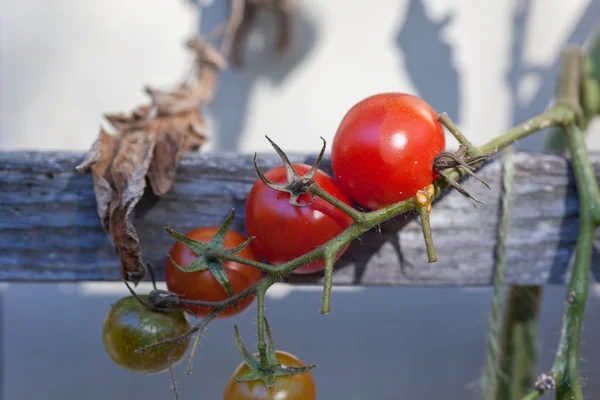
top-left (1, 151), bottom-right (599, 285)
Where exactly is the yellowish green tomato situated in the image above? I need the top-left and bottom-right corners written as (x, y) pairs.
top-left (102, 295), bottom-right (191, 374)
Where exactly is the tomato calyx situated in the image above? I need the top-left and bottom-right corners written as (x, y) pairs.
top-left (164, 209), bottom-right (254, 298)
top-left (233, 317), bottom-right (317, 387)
top-left (253, 136), bottom-right (327, 207)
top-left (433, 144), bottom-right (491, 206)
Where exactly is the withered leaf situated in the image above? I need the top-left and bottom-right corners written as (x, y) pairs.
top-left (147, 110), bottom-right (208, 196)
top-left (76, 129), bottom-right (119, 232)
top-left (77, 37), bottom-right (221, 284)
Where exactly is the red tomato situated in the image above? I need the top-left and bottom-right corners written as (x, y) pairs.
top-left (165, 227), bottom-right (263, 318)
top-left (223, 350), bottom-right (317, 400)
top-left (331, 92), bottom-right (446, 209)
top-left (244, 164), bottom-right (353, 274)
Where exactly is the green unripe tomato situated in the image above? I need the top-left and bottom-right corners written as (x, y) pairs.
top-left (102, 295), bottom-right (191, 374)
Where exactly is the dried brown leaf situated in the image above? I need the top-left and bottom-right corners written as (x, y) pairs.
top-left (77, 33), bottom-right (224, 283)
top-left (110, 129), bottom-right (156, 206)
top-left (186, 37), bottom-right (228, 71)
top-left (108, 129), bottom-right (156, 281)
top-left (76, 129), bottom-right (118, 232)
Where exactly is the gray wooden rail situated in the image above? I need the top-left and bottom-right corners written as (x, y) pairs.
top-left (1, 151), bottom-right (599, 286)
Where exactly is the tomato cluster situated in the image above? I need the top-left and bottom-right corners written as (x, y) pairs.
top-left (103, 92), bottom-right (446, 399)
top-left (164, 93), bottom-right (445, 311)
top-left (162, 92), bottom-right (444, 397)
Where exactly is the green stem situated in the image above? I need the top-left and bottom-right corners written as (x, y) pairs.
top-left (521, 390), bottom-right (543, 400)
top-left (497, 286), bottom-right (542, 400)
top-left (552, 122), bottom-right (600, 400)
top-left (556, 47), bottom-right (585, 117)
top-left (310, 184), bottom-right (365, 223)
top-left (256, 281), bottom-right (269, 371)
top-left (416, 203), bottom-right (437, 262)
top-left (144, 41), bottom-right (600, 391)
top-left (320, 252), bottom-right (336, 314)
top-left (481, 106), bottom-right (573, 155)
top-left (161, 99), bottom-right (584, 316)
top-left (482, 147), bottom-right (516, 400)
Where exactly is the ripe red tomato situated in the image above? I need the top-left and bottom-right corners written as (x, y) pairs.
top-left (165, 227), bottom-right (263, 318)
top-left (244, 164), bottom-right (353, 274)
top-left (102, 295), bottom-right (191, 374)
top-left (331, 92), bottom-right (446, 209)
top-left (223, 350), bottom-right (317, 400)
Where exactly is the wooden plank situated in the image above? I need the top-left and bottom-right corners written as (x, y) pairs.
top-left (0, 150), bottom-right (599, 285)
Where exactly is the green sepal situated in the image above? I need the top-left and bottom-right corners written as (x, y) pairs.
top-left (224, 237), bottom-right (254, 255)
top-left (271, 363), bottom-right (317, 378)
top-left (167, 253), bottom-right (209, 273)
top-left (263, 317), bottom-right (277, 366)
top-left (233, 361), bottom-right (318, 386)
top-left (233, 319), bottom-right (318, 387)
top-left (233, 368), bottom-right (267, 384)
top-left (208, 258), bottom-right (234, 297)
top-left (165, 227), bottom-right (209, 255)
top-left (211, 209), bottom-right (236, 247)
top-left (234, 325), bottom-right (261, 369)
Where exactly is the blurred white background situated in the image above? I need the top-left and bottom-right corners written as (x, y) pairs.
top-left (1, 0), bottom-right (600, 399)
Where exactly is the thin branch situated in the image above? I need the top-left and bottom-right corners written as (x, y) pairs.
top-left (185, 310), bottom-right (221, 374)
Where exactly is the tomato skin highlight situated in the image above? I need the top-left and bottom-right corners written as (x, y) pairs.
top-left (102, 295), bottom-right (190, 374)
top-left (165, 227), bottom-right (263, 318)
top-left (244, 164), bottom-right (354, 274)
top-left (331, 92), bottom-right (446, 209)
top-left (223, 351), bottom-right (317, 400)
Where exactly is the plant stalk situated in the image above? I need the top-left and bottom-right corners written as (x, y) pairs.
top-left (551, 121), bottom-right (600, 400)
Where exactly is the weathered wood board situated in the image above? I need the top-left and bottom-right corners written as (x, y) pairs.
top-left (1, 151), bottom-right (599, 285)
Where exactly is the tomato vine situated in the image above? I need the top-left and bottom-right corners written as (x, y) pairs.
top-left (115, 42), bottom-right (600, 400)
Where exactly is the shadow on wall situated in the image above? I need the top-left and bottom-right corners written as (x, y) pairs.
top-left (506, 0), bottom-right (600, 152)
top-left (189, 0), bottom-right (319, 151)
top-left (395, 0), bottom-right (460, 124)
top-left (394, 0), bottom-right (599, 149)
